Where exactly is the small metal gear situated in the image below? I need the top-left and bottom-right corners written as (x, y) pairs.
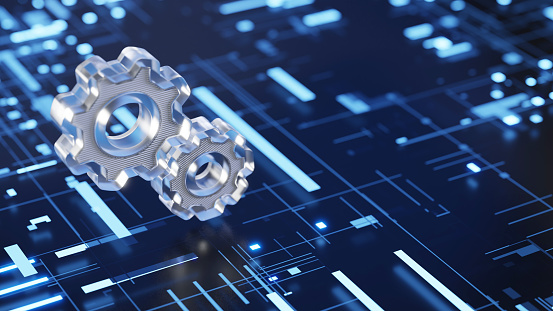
top-left (151, 116), bottom-right (254, 221)
top-left (51, 47), bottom-right (190, 190)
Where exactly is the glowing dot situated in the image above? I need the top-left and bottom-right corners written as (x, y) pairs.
top-left (502, 114), bottom-right (521, 126)
top-left (6, 188), bottom-right (17, 197)
top-left (76, 43), bottom-right (93, 55)
top-left (315, 222), bottom-right (327, 229)
top-left (42, 39), bottom-right (58, 50)
top-left (51, 64), bottom-right (66, 74)
top-left (466, 163), bottom-right (481, 173)
top-left (450, 0), bottom-right (465, 11)
top-left (65, 35), bottom-right (77, 45)
top-left (395, 137), bottom-right (408, 144)
top-left (82, 12), bottom-right (98, 25)
top-left (525, 77), bottom-right (537, 86)
top-left (490, 72), bottom-right (506, 83)
top-left (497, 0), bottom-right (511, 5)
top-left (61, 0), bottom-right (77, 6)
top-left (249, 244), bottom-right (261, 250)
top-left (530, 96), bottom-right (545, 106)
top-left (530, 114), bottom-right (543, 124)
top-left (110, 7), bottom-right (126, 19)
top-left (538, 59), bottom-right (553, 70)
top-left (236, 20), bottom-right (254, 32)
top-left (57, 85), bottom-right (70, 93)
top-left (490, 90), bottom-right (504, 99)
top-left (37, 64), bottom-right (49, 74)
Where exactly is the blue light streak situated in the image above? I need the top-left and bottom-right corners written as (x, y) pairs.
top-left (10, 20), bottom-right (68, 43)
top-left (192, 86), bottom-right (320, 192)
top-left (0, 51), bottom-right (41, 91)
top-left (332, 271), bottom-right (384, 311)
top-left (466, 163), bottom-right (481, 173)
top-left (219, 0), bottom-right (266, 15)
top-left (4, 245), bottom-right (37, 277)
top-left (266, 67), bottom-right (316, 102)
top-left (0, 277), bottom-right (48, 295)
top-left (0, 259), bottom-right (35, 273)
top-left (16, 160), bottom-right (58, 174)
top-left (302, 9), bottom-right (342, 27)
top-left (11, 295), bottom-right (63, 311)
top-left (394, 250), bottom-right (474, 311)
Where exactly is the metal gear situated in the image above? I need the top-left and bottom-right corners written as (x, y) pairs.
top-left (50, 47), bottom-right (190, 191)
top-left (151, 116), bottom-right (254, 221)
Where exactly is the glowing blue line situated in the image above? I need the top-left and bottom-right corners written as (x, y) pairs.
top-left (81, 279), bottom-right (115, 294)
top-left (16, 160), bottom-right (58, 174)
top-left (266, 67), bottom-right (316, 102)
top-left (332, 271), bottom-right (384, 311)
top-left (0, 51), bottom-right (41, 92)
top-left (219, 0), bottom-right (266, 15)
top-left (10, 295), bottom-right (63, 311)
top-left (0, 167), bottom-right (10, 176)
top-left (192, 86), bottom-right (320, 192)
top-left (0, 259), bottom-right (35, 273)
top-left (55, 244), bottom-right (88, 258)
top-left (394, 250), bottom-right (474, 311)
top-left (73, 182), bottom-right (131, 239)
top-left (0, 277), bottom-right (48, 295)
top-left (302, 9), bottom-right (342, 27)
top-left (10, 20), bottom-right (68, 43)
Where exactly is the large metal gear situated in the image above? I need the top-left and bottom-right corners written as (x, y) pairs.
top-left (151, 116), bottom-right (254, 221)
top-left (51, 47), bottom-right (190, 191)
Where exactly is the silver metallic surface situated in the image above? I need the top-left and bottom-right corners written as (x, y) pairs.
top-left (152, 116), bottom-right (254, 221)
top-left (51, 47), bottom-right (190, 190)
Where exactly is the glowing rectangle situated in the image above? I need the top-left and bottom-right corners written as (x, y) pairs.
top-left (267, 292), bottom-right (294, 311)
top-left (55, 244), bottom-right (88, 258)
top-left (436, 42), bottom-right (472, 58)
top-left (4, 245), bottom-right (37, 277)
top-left (403, 23), bottom-right (434, 40)
top-left (0, 167), bottom-right (9, 175)
top-left (302, 9), bottom-right (342, 27)
top-left (192, 86), bottom-right (320, 192)
top-left (0, 277), bottom-right (48, 295)
top-left (336, 93), bottom-right (370, 114)
top-left (219, 0), bottom-right (266, 15)
top-left (0, 51), bottom-right (41, 91)
top-left (350, 215), bottom-right (378, 229)
top-left (332, 271), bottom-right (384, 311)
top-left (466, 163), bottom-right (481, 173)
top-left (73, 182), bottom-right (132, 239)
top-left (81, 279), bottom-right (115, 294)
top-left (394, 250), bottom-right (474, 311)
top-left (266, 67), bottom-right (316, 102)
top-left (9, 19), bottom-right (67, 43)
top-left (16, 160), bottom-right (58, 174)
top-left (11, 295), bottom-right (62, 311)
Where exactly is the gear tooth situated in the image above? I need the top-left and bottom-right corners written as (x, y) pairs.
top-left (152, 117), bottom-right (254, 221)
top-left (52, 47), bottom-right (191, 191)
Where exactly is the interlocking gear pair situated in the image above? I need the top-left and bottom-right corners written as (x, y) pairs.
top-left (51, 47), bottom-right (254, 221)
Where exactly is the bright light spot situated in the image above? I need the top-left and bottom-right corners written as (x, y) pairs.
top-left (530, 96), bottom-right (545, 106)
top-left (395, 137), bottom-right (408, 144)
top-left (490, 72), bottom-right (506, 83)
top-left (502, 114), bottom-right (521, 126)
top-left (82, 12), bottom-right (98, 25)
top-left (111, 7), bottom-right (126, 19)
top-left (497, 0), bottom-right (511, 5)
top-left (315, 222), bottom-right (327, 229)
top-left (249, 244), bottom-right (261, 251)
top-left (236, 20), bottom-right (254, 32)
top-left (6, 188), bottom-right (17, 197)
top-left (490, 90), bottom-right (504, 99)
top-left (389, 0), bottom-right (410, 7)
top-left (460, 118), bottom-right (472, 125)
top-left (37, 64), bottom-right (49, 74)
top-left (538, 59), bottom-right (553, 70)
top-left (61, 0), bottom-right (77, 6)
top-left (57, 85), bottom-right (69, 93)
top-left (530, 114), bottom-right (543, 124)
top-left (42, 39), bottom-right (58, 50)
top-left (51, 63), bottom-right (66, 74)
top-left (450, 0), bottom-right (465, 11)
top-left (466, 163), bottom-right (481, 173)
top-left (76, 43), bottom-right (93, 55)
top-left (65, 35), bottom-right (77, 46)
top-left (268, 276), bottom-right (278, 281)
top-left (525, 77), bottom-right (537, 86)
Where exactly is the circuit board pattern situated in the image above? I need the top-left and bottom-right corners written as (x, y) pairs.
top-left (1, 0), bottom-right (553, 310)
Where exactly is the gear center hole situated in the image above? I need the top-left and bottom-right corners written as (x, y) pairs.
top-left (106, 103), bottom-right (140, 137)
top-left (94, 92), bottom-right (160, 157)
top-left (185, 152), bottom-right (230, 197)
